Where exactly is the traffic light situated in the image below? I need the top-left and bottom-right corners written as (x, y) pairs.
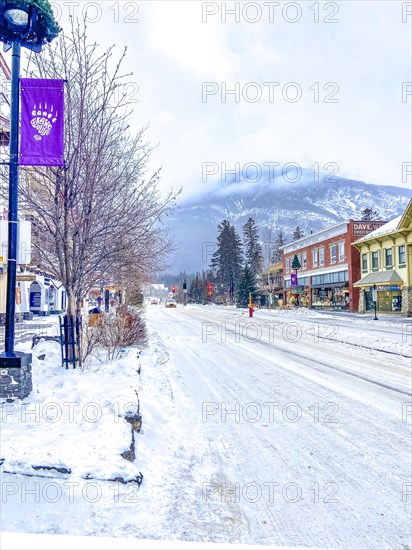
top-left (172, 285), bottom-right (176, 295)
top-left (207, 283), bottom-right (213, 296)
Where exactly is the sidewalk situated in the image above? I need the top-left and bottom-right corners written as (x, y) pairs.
top-left (307, 309), bottom-right (411, 324)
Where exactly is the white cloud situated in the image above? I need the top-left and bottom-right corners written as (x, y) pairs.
top-left (9, 0), bottom-right (412, 200)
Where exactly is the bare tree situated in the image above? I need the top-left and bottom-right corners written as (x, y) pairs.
top-left (17, 20), bottom-right (179, 318)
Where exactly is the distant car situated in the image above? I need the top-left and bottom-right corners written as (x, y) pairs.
top-left (165, 299), bottom-right (177, 308)
top-left (150, 299), bottom-right (158, 305)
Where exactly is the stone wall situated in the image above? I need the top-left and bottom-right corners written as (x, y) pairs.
top-left (358, 289), bottom-right (366, 313)
top-left (0, 354), bottom-right (32, 401)
top-left (402, 286), bottom-right (412, 317)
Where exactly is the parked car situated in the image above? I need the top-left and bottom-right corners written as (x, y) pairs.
top-left (165, 299), bottom-right (177, 308)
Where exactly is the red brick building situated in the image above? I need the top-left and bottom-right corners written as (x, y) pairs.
top-left (282, 220), bottom-right (386, 312)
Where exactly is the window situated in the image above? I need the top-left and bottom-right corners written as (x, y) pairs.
top-left (399, 245), bottom-right (406, 265)
top-left (319, 247), bottom-right (325, 266)
top-left (302, 252), bottom-right (307, 270)
top-left (338, 242), bottom-right (345, 261)
top-left (371, 251), bottom-right (379, 270)
top-left (330, 244), bottom-right (337, 263)
top-left (286, 258), bottom-right (290, 273)
top-left (362, 253), bottom-right (368, 271)
top-left (385, 248), bottom-right (393, 268)
top-left (312, 249), bottom-right (318, 267)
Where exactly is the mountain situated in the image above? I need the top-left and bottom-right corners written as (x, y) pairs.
top-left (165, 171), bottom-right (411, 273)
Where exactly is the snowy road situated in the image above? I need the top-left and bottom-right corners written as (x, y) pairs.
top-left (1, 305), bottom-right (411, 549)
top-left (140, 305), bottom-right (411, 548)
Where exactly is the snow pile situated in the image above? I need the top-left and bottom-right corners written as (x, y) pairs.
top-left (1, 340), bottom-right (149, 481)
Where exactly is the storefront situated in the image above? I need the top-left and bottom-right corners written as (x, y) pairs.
top-left (311, 270), bottom-right (350, 309)
top-left (285, 277), bottom-right (309, 306)
top-left (364, 285), bottom-right (402, 312)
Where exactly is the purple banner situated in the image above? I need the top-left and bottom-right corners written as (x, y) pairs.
top-left (291, 273), bottom-right (297, 286)
top-left (19, 79), bottom-right (64, 166)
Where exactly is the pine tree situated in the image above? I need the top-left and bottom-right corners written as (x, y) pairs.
top-left (361, 208), bottom-right (380, 221)
top-left (210, 220), bottom-right (243, 285)
top-left (271, 230), bottom-right (285, 264)
top-left (243, 218), bottom-right (263, 277)
top-left (189, 273), bottom-right (204, 303)
top-left (293, 226), bottom-right (304, 241)
top-left (236, 265), bottom-right (258, 307)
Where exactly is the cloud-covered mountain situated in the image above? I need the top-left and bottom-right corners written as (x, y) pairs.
top-left (165, 172), bottom-right (411, 273)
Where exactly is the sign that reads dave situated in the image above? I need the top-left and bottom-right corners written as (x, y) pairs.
top-left (352, 221), bottom-right (386, 236)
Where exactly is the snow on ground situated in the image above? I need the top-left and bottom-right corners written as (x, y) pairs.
top-left (1, 334), bottom-right (144, 482)
top-left (1, 306), bottom-right (411, 549)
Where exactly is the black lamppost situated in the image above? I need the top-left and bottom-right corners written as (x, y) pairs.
top-left (372, 283), bottom-right (378, 321)
top-left (291, 254), bottom-right (301, 306)
top-left (229, 270), bottom-right (234, 304)
top-left (0, 1), bottom-right (60, 398)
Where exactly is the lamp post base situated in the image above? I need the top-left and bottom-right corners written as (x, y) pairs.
top-left (0, 352), bottom-right (32, 400)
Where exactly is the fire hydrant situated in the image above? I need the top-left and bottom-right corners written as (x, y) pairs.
top-left (248, 292), bottom-right (254, 317)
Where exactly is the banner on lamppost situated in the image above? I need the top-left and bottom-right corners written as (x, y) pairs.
top-left (19, 79), bottom-right (64, 166)
top-left (291, 273), bottom-right (297, 286)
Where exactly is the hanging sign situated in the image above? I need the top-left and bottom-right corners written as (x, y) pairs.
top-left (19, 79), bottom-right (65, 166)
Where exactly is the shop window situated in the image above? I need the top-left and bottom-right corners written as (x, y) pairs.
top-left (319, 248), bottom-right (325, 266)
top-left (338, 242), bottom-right (345, 261)
top-left (362, 253), bottom-right (368, 272)
top-left (398, 245), bottom-right (406, 266)
top-left (330, 245), bottom-right (337, 263)
top-left (312, 249), bottom-right (318, 267)
top-left (385, 248), bottom-right (393, 268)
top-left (371, 251), bottom-right (379, 270)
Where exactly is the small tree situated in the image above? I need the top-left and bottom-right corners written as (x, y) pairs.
top-left (236, 265), bottom-right (257, 308)
top-left (293, 226), bottom-right (304, 241)
top-left (271, 229), bottom-right (285, 264)
top-left (361, 208), bottom-right (381, 221)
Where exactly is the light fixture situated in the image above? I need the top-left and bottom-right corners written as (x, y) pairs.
top-left (4, 8), bottom-right (29, 28)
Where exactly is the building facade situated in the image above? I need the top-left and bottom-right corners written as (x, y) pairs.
top-left (353, 200), bottom-right (412, 316)
top-left (282, 220), bottom-right (386, 312)
top-left (258, 262), bottom-right (284, 307)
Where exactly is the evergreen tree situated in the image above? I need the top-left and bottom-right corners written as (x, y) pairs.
top-left (243, 217), bottom-right (264, 277)
top-left (293, 226), bottom-right (304, 241)
top-left (361, 208), bottom-right (380, 221)
top-left (236, 265), bottom-right (258, 307)
top-left (210, 220), bottom-right (243, 285)
top-left (189, 273), bottom-right (204, 303)
top-left (271, 229), bottom-right (285, 264)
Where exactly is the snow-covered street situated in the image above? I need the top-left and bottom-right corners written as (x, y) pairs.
top-left (1, 305), bottom-right (411, 549)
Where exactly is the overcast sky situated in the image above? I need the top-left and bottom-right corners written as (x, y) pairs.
top-left (12, 1), bottom-right (412, 199)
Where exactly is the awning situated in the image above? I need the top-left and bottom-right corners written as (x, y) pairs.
top-left (354, 270), bottom-right (404, 287)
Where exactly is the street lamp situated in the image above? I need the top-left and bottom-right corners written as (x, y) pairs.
top-left (0, 0), bottom-right (60, 399)
top-left (372, 284), bottom-right (378, 321)
top-left (291, 254), bottom-right (301, 306)
top-left (4, 9), bottom-right (29, 28)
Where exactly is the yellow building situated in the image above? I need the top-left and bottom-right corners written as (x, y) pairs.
top-left (353, 200), bottom-right (412, 316)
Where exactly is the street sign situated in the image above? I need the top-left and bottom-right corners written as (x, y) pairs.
top-left (372, 289), bottom-right (378, 302)
top-left (16, 274), bottom-right (36, 282)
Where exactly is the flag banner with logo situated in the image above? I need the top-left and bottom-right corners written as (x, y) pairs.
top-left (19, 79), bottom-right (64, 166)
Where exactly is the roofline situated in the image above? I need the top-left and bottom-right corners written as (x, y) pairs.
top-left (352, 200), bottom-right (412, 245)
top-left (398, 198), bottom-right (412, 230)
top-left (281, 220), bottom-right (349, 251)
